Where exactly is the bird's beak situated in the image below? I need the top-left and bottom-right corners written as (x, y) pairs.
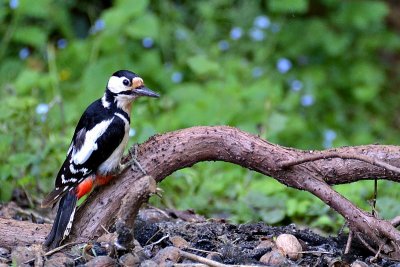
top-left (134, 86), bottom-right (160, 98)
top-left (131, 77), bottom-right (160, 98)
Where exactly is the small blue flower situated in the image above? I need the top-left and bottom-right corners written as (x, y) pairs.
top-left (129, 128), bottom-right (136, 137)
top-left (90, 19), bottom-right (105, 34)
top-left (218, 40), bottom-right (230, 51)
top-left (249, 27), bottom-right (265, 41)
top-left (230, 27), bottom-right (243, 40)
top-left (290, 80), bottom-right (303, 91)
top-left (252, 67), bottom-right (263, 78)
top-left (171, 72), bottom-right (183, 83)
top-left (57, 39), bottom-right (67, 49)
top-left (9, 0), bottom-right (18, 9)
top-left (36, 103), bottom-right (49, 115)
top-left (142, 37), bottom-right (154, 48)
top-left (324, 129), bottom-right (337, 141)
top-left (323, 129), bottom-right (337, 148)
top-left (175, 29), bottom-right (188, 40)
top-left (164, 62), bottom-right (172, 70)
top-left (271, 23), bottom-right (281, 33)
top-left (94, 19), bottom-right (105, 31)
top-left (301, 94), bottom-right (314, 107)
top-left (254, 15), bottom-right (271, 29)
top-left (276, 58), bottom-right (292, 74)
top-left (19, 48), bottom-right (30, 60)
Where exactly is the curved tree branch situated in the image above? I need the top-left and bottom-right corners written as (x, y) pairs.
top-left (2, 126), bottom-right (400, 258)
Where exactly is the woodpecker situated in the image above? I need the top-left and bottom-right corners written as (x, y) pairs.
top-left (42, 70), bottom-right (159, 249)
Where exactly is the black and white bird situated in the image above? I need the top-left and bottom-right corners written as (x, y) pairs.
top-left (42, 70), bottom-right (159, 249)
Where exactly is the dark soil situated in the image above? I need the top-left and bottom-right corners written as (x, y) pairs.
top-left (1, 202), bottom-right (400, 266)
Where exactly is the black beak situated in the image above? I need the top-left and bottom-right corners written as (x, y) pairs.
top-left (135, 86), bottom-right (160, 98)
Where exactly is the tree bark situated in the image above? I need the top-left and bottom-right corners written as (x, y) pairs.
top-left (1, 126), bottom-right (400, 257)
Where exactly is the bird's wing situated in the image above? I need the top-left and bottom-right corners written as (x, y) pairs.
top-left (42, 110), bottom-right (127, 207)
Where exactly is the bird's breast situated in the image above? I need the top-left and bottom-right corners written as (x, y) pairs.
top-left (97, 112), bottom-right (130, 174)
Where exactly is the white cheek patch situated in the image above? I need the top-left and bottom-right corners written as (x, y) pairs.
top-left (72, 118), bottom-right (114, 165)
top-left (108, 76), bottom-right (130, 94)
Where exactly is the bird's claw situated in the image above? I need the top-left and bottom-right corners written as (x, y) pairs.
top-left (125, 144), bottom-right (147, 175)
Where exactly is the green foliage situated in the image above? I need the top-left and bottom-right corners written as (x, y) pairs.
top-left (1, 0), bottom-right (400, 232)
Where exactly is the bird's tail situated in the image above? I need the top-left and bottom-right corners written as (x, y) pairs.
top-left (44, 190), bottom-right (77, 249)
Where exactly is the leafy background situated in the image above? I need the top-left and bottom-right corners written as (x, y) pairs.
top-left (1, 0), bottom-right (400, 233)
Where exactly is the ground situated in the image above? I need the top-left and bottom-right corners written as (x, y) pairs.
top-left (1, 199), bottom-right (399, 266)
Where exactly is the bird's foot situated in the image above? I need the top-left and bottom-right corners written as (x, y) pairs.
top-left (120, 144), bottom-right (147, 175)
top-left (154, 187), bottom-right (163, 198)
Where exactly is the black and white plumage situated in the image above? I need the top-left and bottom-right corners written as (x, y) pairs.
top-left (42, 70), bottom-right (159, 249)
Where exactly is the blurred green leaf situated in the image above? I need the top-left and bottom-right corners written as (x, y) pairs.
top-left (335, 1), bottom-right (389, 30)
top-left (126, 14), bottom-right (159, 39)
top-left (268, 0), bottom-right (308, 13)
top-left (13, 26), bottom-right (47, 48)
top-left (187, 55), bottom-right (219, 76)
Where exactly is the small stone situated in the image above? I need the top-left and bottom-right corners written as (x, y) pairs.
top-left (116, 221), bottom-right (134, 250)
top-left (206, 252), bottom-right (223, 262)
top-left (153, 246), bottom-right (180, 265)
top-left (170, 236), bottom-right (189, 249)
top-left (275, 234), bottom-right (303, 260)
top-left (0, 264), bottom-right (9, 267)
top-left (0, 247), bottom-right (9, 264)
top-left (97, 232), bottom-right (118, 243)
top-left (132, 240), bottom-right (148, 262)
top-left (44, 252), bottom-right (74, 267)
top-left (85, 255), bottom-right (116, 267)
top-left (119, 253), bottom-right (140, 267)
top-left (351, 260), bottom-right (369, 267)
top-left (259, 250), bottom-right (287, 265)
top-left (11, 245), bottom-right (39, 267)
top-left (140, 260), bottom-right (158, 267)
top-left (0, 247), bottom-right (10, 256)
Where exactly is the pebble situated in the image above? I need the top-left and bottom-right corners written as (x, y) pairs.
top-left (275, 233), bottom-right (303, 260)
top-left (153, 246), bottom-right (180, 265)
top-left (351, 260), bottom-right (369, 267)
top-left (206, 252), bottom-right (223, 262)
top-left (97, 232), bottom-right (118, 243)
top-left (0, 247), bottom-right (9, 256)
top-left (10, 245), bottom-right (40, 267)
top-left (44, 252), bottom-right (74, 267)
top-left (85, 255), bottom-right (116, 267)
top-left (260, 250), bottom-right (287, 265)
top-left (140, 259), bottom-right (158, 267)
top-left (170, 236), bottom-right (189, 249)
top-left (119, 253), bottom-right (140, 267)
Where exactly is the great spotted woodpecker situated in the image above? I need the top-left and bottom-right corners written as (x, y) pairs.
top-left (42, 70), bottom-right (159, 249)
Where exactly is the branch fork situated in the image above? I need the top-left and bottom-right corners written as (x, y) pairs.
top-left (1, 126), bottom-right (400, 259)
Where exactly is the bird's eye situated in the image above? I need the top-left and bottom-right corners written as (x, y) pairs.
top-left (122, 79), bottom-right (130, 86)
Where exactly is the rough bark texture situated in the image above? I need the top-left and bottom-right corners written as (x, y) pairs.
top-left (1, 126), bottom-right (400, 257)
top-left (0, 218), bottom-right (50, 248)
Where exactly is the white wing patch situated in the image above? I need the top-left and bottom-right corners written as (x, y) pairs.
top-left (97, 113), bottom-right (130, 174)
top-left (72, 118), bottom-right (114, 165)
top-left (61, 174), bottom-right (78, 184)
top-left (69, 164), bottom-right (89, 175)
top-left (63, 207), bottom-right (76, 239)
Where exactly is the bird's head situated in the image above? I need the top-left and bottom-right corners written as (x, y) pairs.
top-left (104, 70), bottom-right (159, 112)
top-left (107, 70), bottom-right (159, 100)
